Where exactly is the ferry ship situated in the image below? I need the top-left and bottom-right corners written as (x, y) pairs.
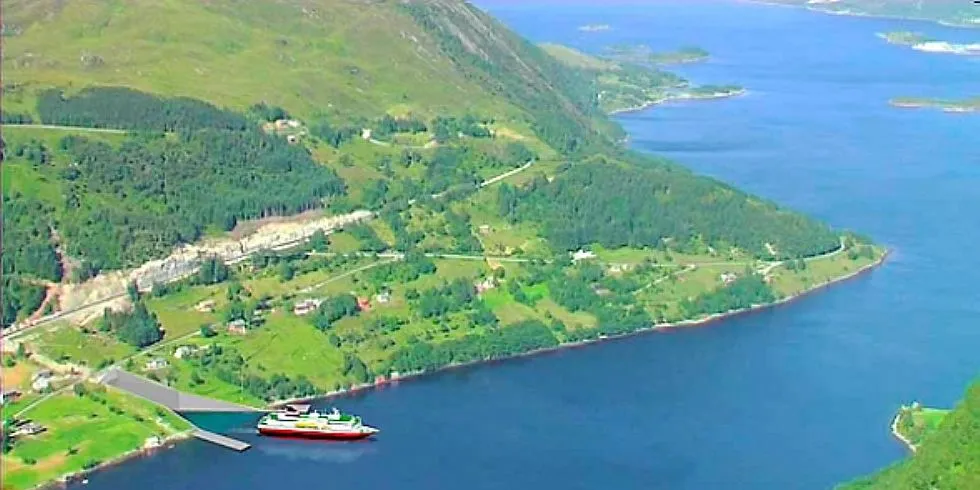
top-left (256, 404), bottom-right (380, 440)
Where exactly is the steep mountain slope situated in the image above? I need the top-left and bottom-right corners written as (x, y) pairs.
top-left (841, 381), bottom-right (980, 490)
top-left (2, 0), bottom-right (859, 330)
top-left (1, 0), bottom-right (619, 148)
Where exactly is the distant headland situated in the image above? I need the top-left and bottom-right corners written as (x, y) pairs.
top-left (877, 31), bottom-right (980, 56)
top-left (605, 44), bottom-right (710, 65)
top-left (890, 96), bottom-right (980, 114)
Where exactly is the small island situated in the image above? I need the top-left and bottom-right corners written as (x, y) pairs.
top-left (890, 96), bottom-right (980, 113)
top-left (877, 31), bottom-right (932, 46)
top-left (578, 24), bottom-right (611, 33)
top-left (605, 44), bottom-right (710, 65)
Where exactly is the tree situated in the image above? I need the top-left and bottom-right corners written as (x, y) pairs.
top-left (200, 324), bottom-right (216, 338)
top-left (224, 299), bottom-right (247, 323)
top-left (106, 302), bottom-right (163, 347)
top-left (341, 353), bottom-right (371, 383)
top-left (278, 262), bottom-right (296, 282)
top-left (197, 257), bottom-right (230, 285)
top-left (126, 281), bottom-right (140, 303)
top-left (73, 383), bottom-right (88, 397)
top-left (312, 294), bottom-right (359, 331)
top-left (309, 230), bottom-right (328, 252)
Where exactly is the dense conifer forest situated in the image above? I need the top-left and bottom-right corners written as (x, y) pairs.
top-left (498, 162), bottom-right (841, 259)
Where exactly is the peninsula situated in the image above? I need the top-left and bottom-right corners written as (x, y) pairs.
top-left (838, 381), bottom-right (977, 489)
top-left (605, 44), bottom-right (711, 65)
top-left (540, 43), bottom-right (743, 114)
top-left (1, 0), bottom-right (881, 488)
top-left (890, 96), bottom-right (980, 113)
top-left (878, 31), bottom-right (980, 56)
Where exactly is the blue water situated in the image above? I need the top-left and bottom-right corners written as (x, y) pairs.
top-left (74, 2), bottom-right (980, 489)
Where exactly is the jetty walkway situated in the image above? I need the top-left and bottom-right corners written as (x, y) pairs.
top-left (100, 368), bottom-right (261, 451)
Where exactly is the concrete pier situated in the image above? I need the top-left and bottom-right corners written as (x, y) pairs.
top-left (193, 429), bottom-right (251, 451)
top-left (100, 367), bottom-right (259, 451)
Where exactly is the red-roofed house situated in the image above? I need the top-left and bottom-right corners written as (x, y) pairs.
top-left (356, 297), bottom-right (372, 312)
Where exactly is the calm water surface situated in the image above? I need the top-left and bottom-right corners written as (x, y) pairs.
top-left (77, 2), bottom-right (980, 489)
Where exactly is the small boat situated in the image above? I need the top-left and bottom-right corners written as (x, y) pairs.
top-left (256, 404), bottom-right (379, 440)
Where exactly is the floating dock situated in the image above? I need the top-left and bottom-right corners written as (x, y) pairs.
top-left (192, 429), bottom-right (251, 451)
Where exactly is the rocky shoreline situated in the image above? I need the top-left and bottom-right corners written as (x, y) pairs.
top-left (609, 88), bottom-right (747, 116)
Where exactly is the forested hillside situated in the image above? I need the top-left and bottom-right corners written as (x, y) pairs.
top-left (498, 160), bottom-right (840, 259)
top-left (841, 381), bottom-right (980, 490)
top-left (3, 0), bottom-right (862, 332)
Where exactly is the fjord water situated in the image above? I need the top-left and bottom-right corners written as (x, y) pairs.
top-left (76, 2), bottom-right (980, 489)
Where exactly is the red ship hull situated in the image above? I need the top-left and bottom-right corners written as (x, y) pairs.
top-left (257, 427), bottom-right (376, 440)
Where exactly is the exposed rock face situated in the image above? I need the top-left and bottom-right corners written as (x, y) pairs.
top-left (46, 210), bottom-right (373, 326)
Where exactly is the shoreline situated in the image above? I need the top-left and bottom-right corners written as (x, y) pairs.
top-left (608, 88), bottom-right (748, 116)
top-left (890, 408), bottom-right (918, 453)
top-left (274, 248), bottom-right (889, 407)
top-left (34, 432), bottom-right (192, 490)
top-left (744, 0), bottom-right (980, 29)
top-left (33, 249), bottom-right (889, 489)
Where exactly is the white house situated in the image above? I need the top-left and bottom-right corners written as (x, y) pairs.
top-left (293, 298), bottom-right (322, 316)
top-left (572, 250), bottom-right (597, 262)
top-left (146, 358), bottom-right (169, 370)
top-left (174, 346), bottom-right (196, 359)
top-left (31, 377), bottom-right (51, 392)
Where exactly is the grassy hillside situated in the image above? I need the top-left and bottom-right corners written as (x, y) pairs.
top-left (840, 381), bottom-right (980, 490)
top-left (1, 0), bottom-right (505, 121)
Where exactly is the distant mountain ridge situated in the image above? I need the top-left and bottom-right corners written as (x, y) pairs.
top-left (766, 0), bottom-right (980, 27)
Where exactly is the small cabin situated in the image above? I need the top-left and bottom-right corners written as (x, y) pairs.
top-left (475, 277), bottom-right (498, 294)
top-left (293, 298), bottom-right (322, 316)
top-left (146, 358), bottom-right (168, 370)
top-left (174, 346), bottom-right (196, 359)
top-left (0, 389), bottom-right (22, 405)
top-left (227, 319), bottom-right (248, 335)
top-left (356, 297), bottom-right (372, 312)
top-left (194, 300), bottom-right (216, 313)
